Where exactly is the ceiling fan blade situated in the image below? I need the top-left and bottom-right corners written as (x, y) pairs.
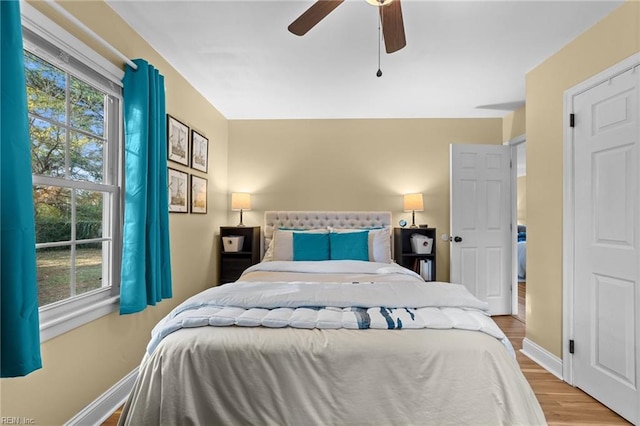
top-left (380, 0), bottom-right (406, 53)
top-left (288, 0), bottom-right (345, 36)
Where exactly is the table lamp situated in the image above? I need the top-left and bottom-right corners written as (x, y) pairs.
top-left (403, 193), bottom-right (424, 228)
top-left (231, 192), bottom-right (251, 227)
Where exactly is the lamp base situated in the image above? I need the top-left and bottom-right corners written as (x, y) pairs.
top-left (237, 210), bottom-right (245, 227)
top-left (410, 210), bottom-right (418, 228)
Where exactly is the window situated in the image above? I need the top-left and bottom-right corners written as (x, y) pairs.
top-left (22, 5), bottom-right (125, 341)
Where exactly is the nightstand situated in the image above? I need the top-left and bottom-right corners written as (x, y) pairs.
top-left (393, 227), bottom-right (437, 281)
top-left (219, 226), bottom-right (261, 284)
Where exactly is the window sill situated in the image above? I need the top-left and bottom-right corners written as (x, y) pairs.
top-left (39, 290), bottom-right (120, 343)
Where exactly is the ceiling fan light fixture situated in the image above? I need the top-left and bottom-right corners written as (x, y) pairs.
top-left (366, 0), bottom-right (395, 7)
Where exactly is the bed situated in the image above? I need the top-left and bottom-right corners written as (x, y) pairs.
top-left (119, 211), bottom-right (545, 425)
top-left (518, 225), bottom-right (527, 282)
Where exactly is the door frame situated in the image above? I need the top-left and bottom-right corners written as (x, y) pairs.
top-left (506, 134), bottom-right (526, 317)
top-left (562, 52), bottom-right (640, 385)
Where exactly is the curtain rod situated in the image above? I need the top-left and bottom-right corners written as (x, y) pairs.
top-left (43, 0), bottom-right (138, 70)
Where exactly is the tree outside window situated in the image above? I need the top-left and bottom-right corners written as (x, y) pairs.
top-left (25, 51), bottom-right (116, 307)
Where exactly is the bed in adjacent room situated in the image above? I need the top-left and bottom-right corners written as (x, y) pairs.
top-left (518, 225), bottom-right (527, 282)
top-left (118, 211), bottom-right (545, 426)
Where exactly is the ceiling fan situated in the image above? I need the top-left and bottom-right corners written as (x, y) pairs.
top-left (288, 0), bottom-right (407, 54)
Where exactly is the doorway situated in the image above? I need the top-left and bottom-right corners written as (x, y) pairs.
top-left (508, 135), bottom-right (526, 322)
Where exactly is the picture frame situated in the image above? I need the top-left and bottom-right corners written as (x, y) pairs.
top-left (167, 115), bottom-right (189, 166)
top-left (191, 129), bottom-right (209, 173)
top-left (168, 168), bottom-right (188, 213)
top-left (190, 175), bottom-right (207, 214)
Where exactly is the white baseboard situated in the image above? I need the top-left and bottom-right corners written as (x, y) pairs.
top-left (521, 337), bottom-right (563, 380)
top-left (65, 367), bottom-right (138, 426)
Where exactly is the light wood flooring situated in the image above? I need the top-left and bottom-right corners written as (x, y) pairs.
top-left (516, 281), bottom-right (526, 323)
top-left (493, 315), bottom-right (630, 425)
top-left (102, 314), bottom-right (630, 426)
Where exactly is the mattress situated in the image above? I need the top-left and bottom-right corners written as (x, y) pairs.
top-left (118, 260), bottom-right (546, 425)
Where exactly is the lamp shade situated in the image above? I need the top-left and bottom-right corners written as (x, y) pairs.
top-left (403, 193), bottom-right (424, 212)
top-left (231, 193), bottom-right (251, 211)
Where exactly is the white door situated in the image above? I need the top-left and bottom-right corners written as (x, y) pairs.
top-left (572, 64), bottom-right (639, 424)
top-left (450, 144), bottom-right (512, 315)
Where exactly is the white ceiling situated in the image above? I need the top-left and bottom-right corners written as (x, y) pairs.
top-left (106, 0), bottom-right (622, 120)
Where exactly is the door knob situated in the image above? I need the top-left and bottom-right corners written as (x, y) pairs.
top-left (453, 236), bottom-right (463, 243)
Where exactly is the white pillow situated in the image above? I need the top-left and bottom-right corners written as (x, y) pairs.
top-left (327, 227), bottom-right (392, 263)
top-left (267, 229), bottom-right (329, 261)
top-left (262, 238), bottom-right (275, 261)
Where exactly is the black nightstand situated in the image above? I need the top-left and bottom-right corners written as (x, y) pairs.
top-left (393, 227), bottom-right (437, 281)
top-left (219, 226), bottom-right (261, 284)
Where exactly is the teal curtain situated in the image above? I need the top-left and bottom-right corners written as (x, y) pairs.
top-left (120, 59), bottom-right (172, 314)
top-left (1, 0), bottom-right (43, 377)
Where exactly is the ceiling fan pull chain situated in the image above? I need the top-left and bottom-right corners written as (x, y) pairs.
top-left (376, 8), bottom-right (382, 77)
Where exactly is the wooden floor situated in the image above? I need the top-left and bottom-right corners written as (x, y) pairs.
top-left (102, 315), bottom-right (630, 426)
top-left (515, 281), bottom-right (526, 323)
top-left (493, 315), bottom-right (630, 425)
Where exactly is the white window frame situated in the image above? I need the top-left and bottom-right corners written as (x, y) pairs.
top-left (21, 3), bottom-right (125, 342)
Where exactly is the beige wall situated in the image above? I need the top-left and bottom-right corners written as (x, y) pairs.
top-left (502, 106), bottom-right (526, 142)
top-left (228, 118), bottom-right (503, 282)
top-left (503, 107), bottom-right (526, 227)
top-left (517, 176), bottom-right (527, 226)
top-left (0, 2), bottom-right (229, 424)
top-left (526, 0), bottom-right (639, 356)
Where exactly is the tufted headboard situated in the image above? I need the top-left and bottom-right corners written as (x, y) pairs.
top-left (263, 211), bottom-right (392, 254)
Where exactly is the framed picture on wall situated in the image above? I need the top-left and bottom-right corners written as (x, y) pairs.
top-left (191, 175), bottom-right (207, 214)
top-left (191, 130), bottom-right (209, 173)
top-left (168, 168), bottom-right (188, 213)
top-left (167, 115), bottom-right (189, 166)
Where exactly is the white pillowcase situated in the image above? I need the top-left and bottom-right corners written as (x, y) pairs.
top-left (263, 239), bottom-right (275, 261)
top-left (264, 229), bottom-right (329, 262)
top-left (327, 227), bottom-right (392, 263)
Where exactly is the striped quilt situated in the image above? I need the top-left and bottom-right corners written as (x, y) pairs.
top-left (147, 280), bottom-right (513, 356)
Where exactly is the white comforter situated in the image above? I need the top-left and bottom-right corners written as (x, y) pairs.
top-left (147, 278), bottom-right (513, 356)
top-left (242, 259), bottom-right (424, 277)
top-left (239, 259), bottom-right (427, 283)
top-left (120, 260), bottom-right (546, 426)
top-left (518, 241), bottom-right (527, 281)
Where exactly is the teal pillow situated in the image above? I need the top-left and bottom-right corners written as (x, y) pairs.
top-left (293, 232), bottom-right (330, 261)
top-left (330, 231), bottom-right (369, 261)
